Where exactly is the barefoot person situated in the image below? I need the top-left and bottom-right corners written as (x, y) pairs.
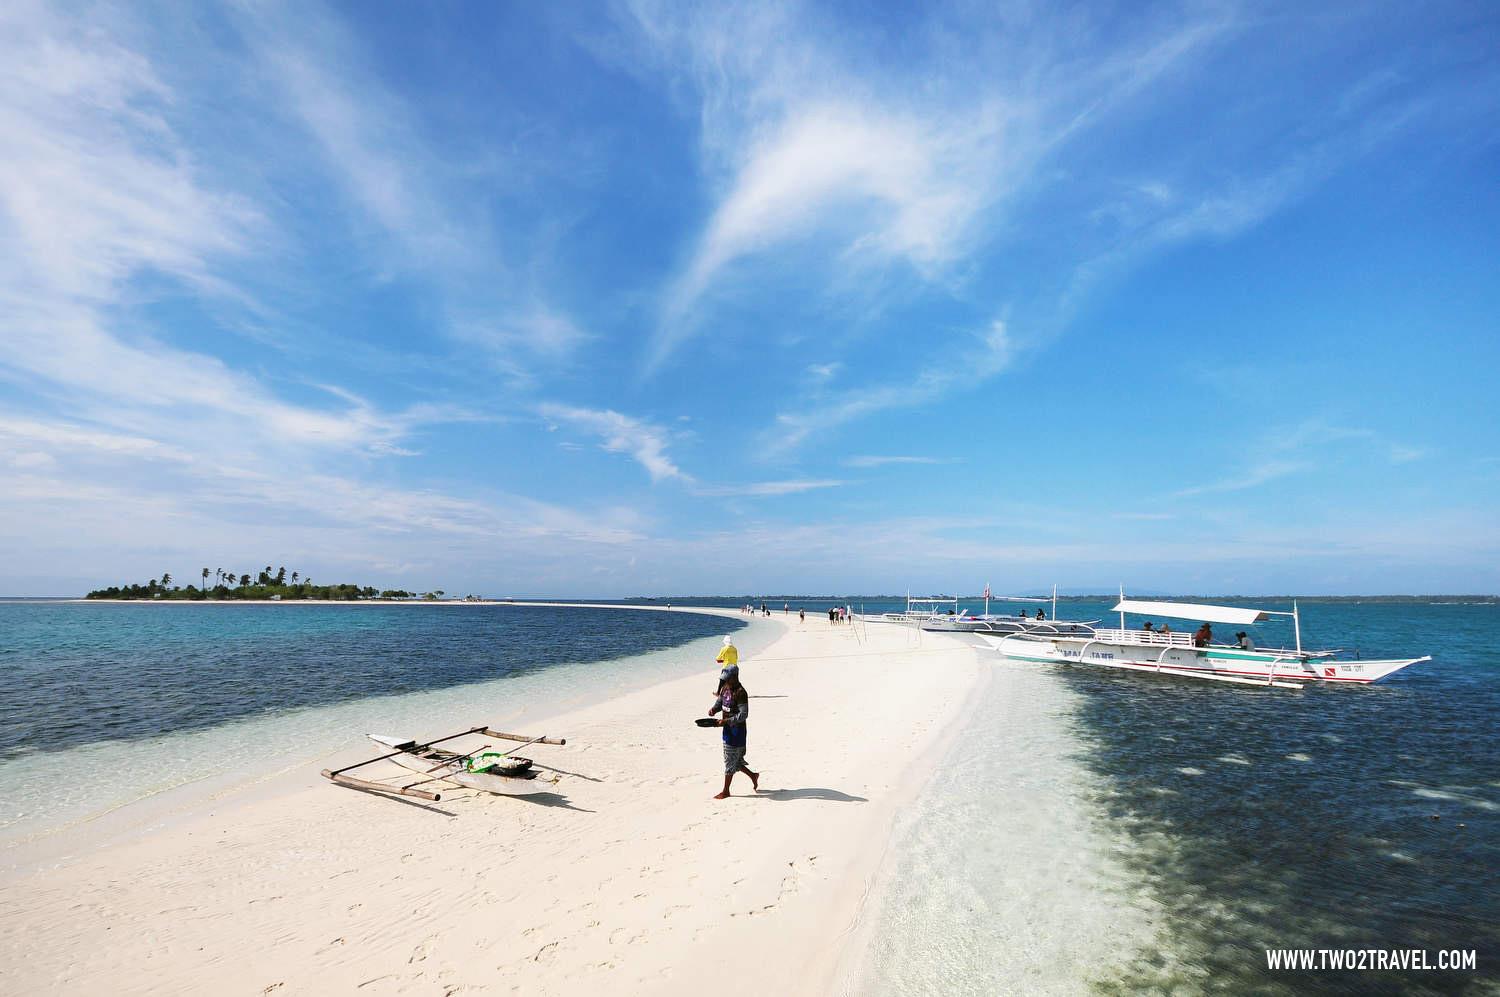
top-left (708, 665), bottom-right (758, 799)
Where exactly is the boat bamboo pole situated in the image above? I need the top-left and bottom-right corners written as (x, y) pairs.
top-left (326, 726), bottom-right (486, 777)
top-left (481, 729), bottom-right (566, 746)
top-left (322, 770), bottom-right (441, 801)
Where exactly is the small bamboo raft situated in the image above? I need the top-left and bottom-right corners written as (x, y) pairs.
top-left (322, 726), bottom-right (567, 801)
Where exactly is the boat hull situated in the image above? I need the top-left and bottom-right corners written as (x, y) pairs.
top-left (978, 635), bottom-right (1427, 687)
top-left (921, 617), bottom-right (1095, 636)
top-left (368, 735), bottom-right (550, 795)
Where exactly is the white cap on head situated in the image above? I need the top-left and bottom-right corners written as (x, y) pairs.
top-left (722, 635), bottom-right (733, 645)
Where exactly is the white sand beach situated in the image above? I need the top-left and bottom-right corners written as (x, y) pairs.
top-left (0, 606), bottom-right (991, 995)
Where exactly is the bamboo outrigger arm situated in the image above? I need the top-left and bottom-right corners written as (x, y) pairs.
top-left (482, 728), bottom-right (567, 746)
top-left (321, 769), bottom-right (442, 802)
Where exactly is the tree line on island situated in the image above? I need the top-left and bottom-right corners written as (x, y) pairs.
top-left (85, 566), bottom-right (448, 601)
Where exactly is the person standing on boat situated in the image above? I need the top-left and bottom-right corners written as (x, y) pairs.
top-left (1236, 631), bottom-right (1255, 650)
top-left (1142, 621), bottom-right (1155, 633)
top-left (1193, 623), bottom-right (1213, 647)
top-left (708, 665), bottom-right (759, 799)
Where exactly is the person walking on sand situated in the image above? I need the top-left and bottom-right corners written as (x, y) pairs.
top-left (708, 665), bottom-right (758, 798)
top-left (716, 635), bottom-right (738, 672)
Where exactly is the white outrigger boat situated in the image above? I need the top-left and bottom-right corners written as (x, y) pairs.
top-left (871, 595), bottom-right (961, 625)
top-left (979, 595), bottom-right (1429, 689)
top-left (921, 585), bottom-right (1096, 637)
top-left (321, 726), bottom-right (567, 801)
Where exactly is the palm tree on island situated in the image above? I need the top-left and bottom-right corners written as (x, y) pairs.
top-left (85, 566), bottom-right (434, 601)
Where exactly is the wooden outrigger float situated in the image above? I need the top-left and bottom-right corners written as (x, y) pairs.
top-left (321, 726), bottom-right (567, 801)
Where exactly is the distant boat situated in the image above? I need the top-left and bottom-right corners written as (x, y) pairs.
top-left (981, 592), bottom-right (1430, 689)
top-left (922, 613), bottom-right (1095, 637)
top-left (917, 584), bottom-right (1095, 636)
top-left (872, 595), bottom-right (961, 625)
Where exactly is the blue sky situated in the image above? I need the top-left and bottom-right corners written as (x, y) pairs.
top-left (1, 0), bottom-right (1497, 596)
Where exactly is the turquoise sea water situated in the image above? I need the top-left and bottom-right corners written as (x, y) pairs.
top-left (2, 597), bottom-right (1495, 992)
top-left (856, 598), bottom-right (1500, 995)
top-left (0, 602), bottom-right (741, 759)
top-left (0, 602), bottom-right (750, 849)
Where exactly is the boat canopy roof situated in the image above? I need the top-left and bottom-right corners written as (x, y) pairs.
top-left (1112, 599), bottom-right (1274, 626)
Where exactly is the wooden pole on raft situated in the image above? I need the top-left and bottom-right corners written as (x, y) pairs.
top-left (322, 770), bottom-right (441, 802)
top-left (324, 726), bottom-right (486, 778)
top-left (481, 729), bottom-right (567, 746)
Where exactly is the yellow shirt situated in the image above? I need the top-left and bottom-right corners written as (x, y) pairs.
top-left (716, 644), bottom-right (738, 666)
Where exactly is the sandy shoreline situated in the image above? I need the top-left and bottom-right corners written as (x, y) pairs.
top-left (0, 603), bottom-right (986, 995)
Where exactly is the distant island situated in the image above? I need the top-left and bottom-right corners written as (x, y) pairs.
top-left (85, 566), bottom-right (448, 602)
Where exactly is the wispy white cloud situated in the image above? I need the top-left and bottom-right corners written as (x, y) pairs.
top-left (1172, 460), bottom-right (1309, 499)
top-left (629, 2), bottom-right (1235, 372)
top-left (693, 478), bottom-right (844, 497)
top-left (656, 99), bottom-right (1008, 366)
top-left (1169, 421), bottom-right (1433, 500)
top-left (540, 403), bottom-right (684, 482)
top-left (234, 3), bottom-right (588, 380)
top-left (766, 319), bottom-right (1014, 456)
top-left (537, 401), bottom-right (853, 497)
top-left (0, 2), bottom-right (432, 455)
top-left (0, 3), bottom-right (638, 597)
top-left (843, 455), bottom-right (952, 469)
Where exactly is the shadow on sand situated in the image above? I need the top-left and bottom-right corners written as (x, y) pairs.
top-left (508, 791), bottom-right (594, 812)
top-left (534, 763), bottom-right (604, 783)
top-left (329, 781), bottom-right (458, 817)
top-left (755, 787), bottom-right (868, 803)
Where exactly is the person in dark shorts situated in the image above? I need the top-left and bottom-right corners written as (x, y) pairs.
top-left (708, 665), bottom-right (759, 799)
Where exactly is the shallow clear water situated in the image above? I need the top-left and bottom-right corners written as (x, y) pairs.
top-left (4, 597), bottom-right (1496, 992)
top-left (0, 602), bottom-right (752, 847)
top-left (860, 599), bottom-right (1499, 994)
top-left (0, 602), bottom-right (743, 758)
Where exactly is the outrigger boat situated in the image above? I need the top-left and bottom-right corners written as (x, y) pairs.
top-left (871, 595), bottom-right (962, 625)
top-left (321, 726), bottom-right (567, 801)
top-left (979, 593), bottom-right (1429, 689)
top-left (922, 584), bottom-right (1096, 637)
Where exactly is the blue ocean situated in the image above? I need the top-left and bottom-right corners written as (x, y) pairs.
top-left (0, 601), bottom-right (751, 850)
top-left (2, 597), bottom-right (1495, 993)
top-left (849, 597), bottom-right (1500, 995)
